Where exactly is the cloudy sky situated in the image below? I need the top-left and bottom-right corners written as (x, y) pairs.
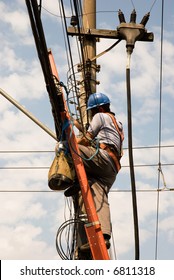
top-left (0, 0), bottom-right (174, 260)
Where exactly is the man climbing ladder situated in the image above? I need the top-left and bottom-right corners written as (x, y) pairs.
top-left (65, 92), bottom-right (124, 252)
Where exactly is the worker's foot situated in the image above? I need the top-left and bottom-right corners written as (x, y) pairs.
top-left (64, 184), bottom-right (81, 197)
top-left (79, 238), bottom-right (110, 252)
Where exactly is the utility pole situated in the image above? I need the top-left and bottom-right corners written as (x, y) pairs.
top-left (75, 0), bottom-right (98, 259)
top-left (78, 0), bottom-right (97, 128)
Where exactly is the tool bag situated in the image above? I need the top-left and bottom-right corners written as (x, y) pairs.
top-left (48, 150), bottom-right (75, 191)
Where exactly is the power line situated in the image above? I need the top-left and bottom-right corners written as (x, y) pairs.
top-left (0, 150), bottom-right (54, 153)
top-left (0, 162), bottom-right (174, 170)
top-left (0, 143), bottom-right (174, 153)
top-left (155, 0), bottom-right (165, 260)
top-left (0, 188), bottom-right (173, 193)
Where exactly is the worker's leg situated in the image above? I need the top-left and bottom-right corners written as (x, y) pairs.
top-left (91, 181), bottom-right (111, 236)
top-left (79, 181), bottom-right (111, 235)
top-left (78, 145), bottom-right (116, 237)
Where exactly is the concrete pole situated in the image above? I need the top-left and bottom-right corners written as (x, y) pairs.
top-left (82, 0), bottom-right (96, 76)
top-left (79, 0), bottom-right (96, 128)
top-left (76, 0), bottom-right (97, 259)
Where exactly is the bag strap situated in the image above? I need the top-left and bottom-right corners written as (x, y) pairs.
top-left (106, 113), bottom-right (124, 141)
top-left (106, 113), bottom-right (124, 158)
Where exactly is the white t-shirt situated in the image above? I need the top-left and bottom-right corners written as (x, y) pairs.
top-left (87, 112), bottom-right (123, 153)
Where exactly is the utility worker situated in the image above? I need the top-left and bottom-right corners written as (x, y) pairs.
top-left (65, 92), bottom-right (124, 251)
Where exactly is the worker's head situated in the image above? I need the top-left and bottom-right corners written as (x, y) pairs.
top-left (87, 92), bottom-right (110, 115)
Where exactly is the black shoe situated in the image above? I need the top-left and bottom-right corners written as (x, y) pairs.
top-left (64, 184), bottom-right (81, 197)
top-left (80, 239), bottom-right (110, 252)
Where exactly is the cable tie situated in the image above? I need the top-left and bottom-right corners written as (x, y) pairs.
top-left (85, 221), bottom-right (100, 227)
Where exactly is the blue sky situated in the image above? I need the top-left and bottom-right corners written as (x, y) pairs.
top-left (0, 0), bottom-right (174, 260)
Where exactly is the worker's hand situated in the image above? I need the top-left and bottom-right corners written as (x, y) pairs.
top-left (76, 132), bottom-right (93, 146)
top-left (74, 119), bottom-right (83, 132)
top-left (76, 136), bottom-right (90, 146)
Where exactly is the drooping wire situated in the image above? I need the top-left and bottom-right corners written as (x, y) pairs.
top-left (155, 0), bottom-right (164, 260)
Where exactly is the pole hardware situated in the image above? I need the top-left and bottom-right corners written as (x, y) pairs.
top-left (117, 9), bottom-right (154, 54)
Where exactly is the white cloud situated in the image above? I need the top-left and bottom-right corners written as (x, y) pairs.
top-left (0, 2), bottom-right (29, 36)
top-left (0, 224), bottom-right (58, 259)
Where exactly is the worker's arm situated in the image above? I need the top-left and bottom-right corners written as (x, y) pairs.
top-left (76, 132), bottom-right (93, 146)
top-left (72, 118), bottom-right (83, 132)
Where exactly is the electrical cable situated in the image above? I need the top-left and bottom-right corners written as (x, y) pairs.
top-left (55, 218), bottom-right (85, 259)
top-left (155, 0), bottom-right (164, 260)
top-left (72, 0), bottom-right (94, 128)
top-left (126, 52), bottom-right (139, 260)
top-left (1, 188), bottom-right (174, 193)
top-left (1, 162), bottom-right (174, 170)
top-left (25, 0), bottom-right (64, 139)
top-left (59, 0), bottom-right (85, 132)
top-left (1, 143), bottom-right (174, 153)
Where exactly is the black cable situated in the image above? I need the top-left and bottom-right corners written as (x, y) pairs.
top-left (126, 63), bottom-right (139, 260)
top-left (59, 0), bottom-right (85, 130)
top-left (55, 218), bottom-right (85, 260)
top-left (25, 0), bottom-right (64, 139)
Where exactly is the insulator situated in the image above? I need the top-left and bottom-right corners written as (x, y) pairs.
top-left (118, 9), bottom-right (126, 23)
top-left (140, 12), bottom-right (150, 26)
top-left (130, 9), bottom-right (136, 23)
top-left (70, 15), bottom-right (78, 26)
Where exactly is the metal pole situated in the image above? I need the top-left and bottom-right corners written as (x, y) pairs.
top-left (0, 88), bottom-right (57, 141)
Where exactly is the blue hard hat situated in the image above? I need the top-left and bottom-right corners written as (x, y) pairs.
top-left (87, 92), bottom-right (110, 110)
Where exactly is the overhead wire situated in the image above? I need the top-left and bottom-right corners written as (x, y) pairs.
top-left (1, 143), bottom-right (174, 153)
top-left (57, 3), bottom-right (82, 121)
top-left (1, 162), bottom-right (174, 170)
top-left (58, 1), bottom-right (72, 78)
top-left (1, 188), bottom-right (174, 193)
top-left (150, 0), bottom-right (158, 12)
top-left (155, 0), bottom-right (165, 260)
top-left (130, 0), bottom-right (158, 12)
top-left (72, 0), bottom-right (93, 128)
top-left (59, 0), bottom-right (86, 133)
top-left (25, 0), bottom-right (65, 139)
